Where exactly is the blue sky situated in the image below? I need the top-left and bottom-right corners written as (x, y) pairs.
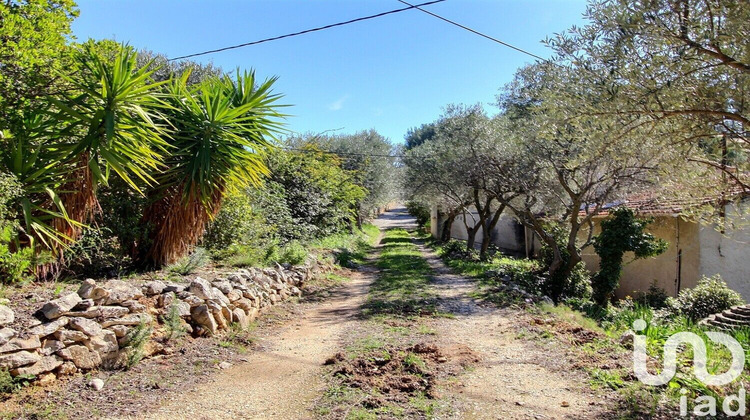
top-left (71, 0), bottom-right (589, 144)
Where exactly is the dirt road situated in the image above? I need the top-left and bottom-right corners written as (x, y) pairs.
top-left (141, 208), bottom-right (602, 419)
top-left (141, 212), bottom-right (415, 420)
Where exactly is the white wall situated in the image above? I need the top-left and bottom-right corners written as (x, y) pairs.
top-left (699, 202), bottom-right (750, 300)
top-left (440, 209), bottom-right (526, 256)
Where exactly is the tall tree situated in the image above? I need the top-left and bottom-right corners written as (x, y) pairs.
top-left (547, 0), bottom-right (749, 197)
top-left (488, 62), bottom-right (673, 300)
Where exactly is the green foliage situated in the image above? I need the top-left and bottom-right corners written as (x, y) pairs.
top-left (203, 192), bottom-right (260, 251)
top-left (0, 226), bottom-right (34, 284)
top-left (275, 241), bottom-right (307, 265)
top-left (0, 172), bottom-right (33, 284)
top-left (0, 369), bottom-right (34, 394)
top-left (162, 301), bottom-right (186, 342)
top-left (666, 275), bottom-right (744, 321)
top-left (306, 130), bottom-right (398, 219)
top-left (592, 208), bottom-right (668, 306)
top-left (405, 201), bottom-right (430, 228)
top-left (63, 227), bottom-right (132, 278)
top-left (404, 122), bottom-right (437, 150)
top-left (168, 247), bottom-right (210, 275)
top-left (122, 321), bottom-right (152, 369)
top-left (634, 281), bottom-right (669, 309)
top-left (263, 147), bottom-right (366, 243)
top-left (0, 0), bottom-right (78, 127)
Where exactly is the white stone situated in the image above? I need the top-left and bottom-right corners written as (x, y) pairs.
top-left (0, 350), bottom-right (40, 369)
top-left (69, 317), bottom-right (103, 337)
top-left (0, 334), bottom-right (41, 353)
top-left (40, 293), bottom-right (81, 320)
top-left (28, 317), bottom-right (69, 337)
top-left (0, 304), bottom-right (14, 326)
top-left (143, 281), bottom-right (166, 296)
top-left (189, 278), bottom-right (215, 300)
top-left (89, 378), bottom-right (105, 391)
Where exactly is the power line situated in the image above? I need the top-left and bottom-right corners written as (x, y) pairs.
top-left (396, 0), bottom-right (549, 62)
top-left (168, 0), bottom-right (446, 61)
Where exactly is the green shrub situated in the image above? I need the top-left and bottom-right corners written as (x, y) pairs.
top-left (592, 207), bottom-right (668, 306)
top-left (64, 226), bottom-right (132, 278)
top-left (202, 192), bottom-right (274, 251)
top-left (440, 239), bottom-right (479, 261)
top-left (168, 247), bottom-right (209, 275)
top-left (666, 275), bottom-right (744, 321)
top-left (0, 225), bottom-right (33, 285)
top-left (634, 282), bottom-right (669, 309)
top-left (0, 369), bottom-right (34, 394)
top-left (276, 241), bottom-right (308, 265)
top-left (406, 201), bottom-right (430, 228)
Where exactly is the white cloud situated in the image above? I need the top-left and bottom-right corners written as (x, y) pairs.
top-left (328, 94), bottom-right (349, 111)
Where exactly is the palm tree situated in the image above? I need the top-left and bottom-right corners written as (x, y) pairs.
top-left (140, 70), bottom-right (285, 266)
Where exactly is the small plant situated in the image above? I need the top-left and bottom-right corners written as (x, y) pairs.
top-left (0, 369), bottom-right (34, 394)
top-left (276, 241), bottom-right (307, 265)
top-left (634, 281), bottom-right (669, 309)
top-left (223, 322), bottom-right (256, 349)
top-left (168, 247), bottom-right (210, 275)
top-left (122, 321), bottom-right (152, 369)
top-left (667, 275), bottom-right (744, 321)
top-left (403, 353), bottom-right (426, 372)
top-left (162, 302), bottom-right (186, 342)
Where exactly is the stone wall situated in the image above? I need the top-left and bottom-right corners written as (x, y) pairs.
top-left (0, 263), bottom-right (319, 385)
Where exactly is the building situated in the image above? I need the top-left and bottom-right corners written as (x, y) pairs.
top-left (431, 195), bottom-right (750, 300)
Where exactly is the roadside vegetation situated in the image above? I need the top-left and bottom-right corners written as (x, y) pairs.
top-left (428, 234), bottom-right (750, 417)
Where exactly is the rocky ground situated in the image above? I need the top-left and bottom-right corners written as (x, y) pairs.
top-left (1, 208), bottom-right (629, 419)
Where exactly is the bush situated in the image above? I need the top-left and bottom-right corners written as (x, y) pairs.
top-left (168, 247), bottom-right (209, 275)
top-left (666, 275), bottom-right (744, 321)
top-left (0, 172), bottom-right (34, 284)
top-left (406, 201), bottom-right (430, 228)
top-left (634, 282), bottom-right (669, 309)
top-left (202, 192), bottom-right (272, 251)
top-left (440, 239), bottom-right (479, 261)
top-left (63, 226), bottom-right (132, 278)
top-left (276, 241), bottom-right (308, 265)
top-left (0, 225), bottom-right (34, 285)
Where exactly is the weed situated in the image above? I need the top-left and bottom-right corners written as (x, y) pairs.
top-left (167, 247), bottom-right (209, 275)
top-left (122, 321), bottom-right (152, 369)
top-left (403, 353), bottom-right (426, 372)
top-left (588, 368), bottom-right (625, 390)
top-left (417, 324), bottom-right (436, 335)
top-left (0, 369), bottom-right (34, 394)
top-left (162, 302), bottom-right (186, 342)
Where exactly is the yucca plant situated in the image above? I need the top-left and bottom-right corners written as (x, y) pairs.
top-left (47, 41), bottom-right (169, 243)
top-left (140, 70), bottom-right (285, 266)
top-left (0, 126), bottom-right (75, 251)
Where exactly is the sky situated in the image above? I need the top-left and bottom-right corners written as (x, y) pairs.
top-left (71, 0), bottom-right (589, 144)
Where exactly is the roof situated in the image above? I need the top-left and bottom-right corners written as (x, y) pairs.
top-left (581, 189), bottom-right (748, 217)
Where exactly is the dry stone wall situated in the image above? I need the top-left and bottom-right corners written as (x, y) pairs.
top-left (0, 263), bottom-right (319, 384)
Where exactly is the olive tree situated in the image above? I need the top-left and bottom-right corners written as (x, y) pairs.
top-left (487, 62), bottom-right (675, 300)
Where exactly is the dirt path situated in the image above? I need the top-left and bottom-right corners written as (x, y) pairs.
top-left (407, 222), bottom-right (605, 419)
top-left (135, 208), bottom-right (604, 419)
top-left (137, 213), bottom-right (414, 420)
